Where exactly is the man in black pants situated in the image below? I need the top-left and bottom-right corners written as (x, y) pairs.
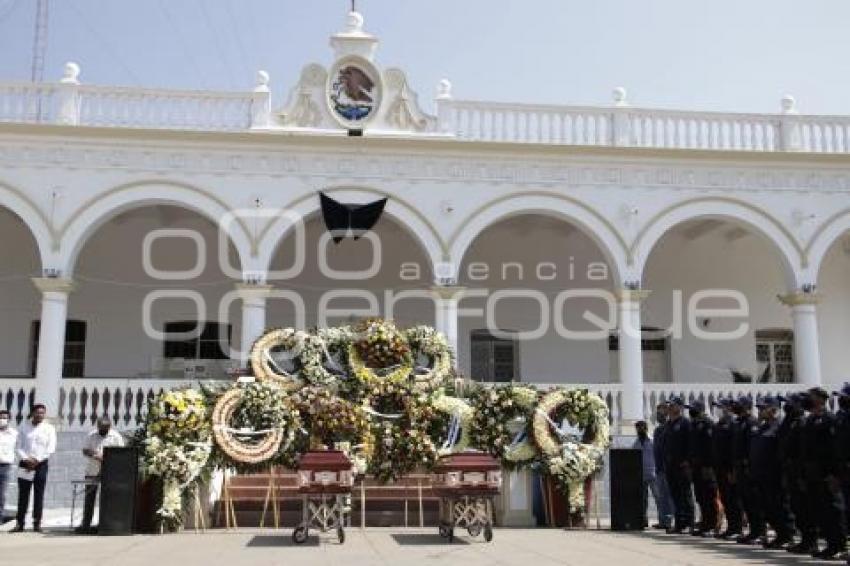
top-left (11, 404), bottom-right (56, 533)
top-left (751, 396), bottom-right (795, 549)
top-left (687, 400), bottom-right (718, 536)
top-left (782, 393), bottom-right (817, 555)
top-left (802, 387), bottom-right (847, 559)
top-left (713, 398), bottom-right (743, 539)
top-left (833, 384), bottom-right (850, 562)
top-left (664, 397), bottom-right (694, 534)
top-left (732, 395), bottom-right (765, 545)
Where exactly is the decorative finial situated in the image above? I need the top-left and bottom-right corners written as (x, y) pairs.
top-left (437, 79), bottom-right (453, 100)
top-left (61, 62), bottom-right (80, 85)
top-left (781, 94), bottom-right (797, 115)
top-left (612, 86), bottom-right (628, 107)
top-left (255, 70), bottom-right (270, 92)
top-left (346, 10), bottom-right (364, 32)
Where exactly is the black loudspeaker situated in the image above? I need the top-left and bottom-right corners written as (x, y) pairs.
top-left (99, 446), bottom-right (139, 535)
top-left (609, 448), bottom-right (644, 531)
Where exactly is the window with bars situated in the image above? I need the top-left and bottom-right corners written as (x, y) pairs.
top-left (163, 321), bottom-right (232, 360)
top-left (755, 328), bottom-right (794, 383)
top-left (29, 320), bottom-right (87, 378)
top-left (470, 329), bottom-right (519, 382)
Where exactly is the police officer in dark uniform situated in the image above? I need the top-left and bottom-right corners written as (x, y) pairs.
top-left (781, 393), bottom-right (816, 555)
top-left (713, 397), bottom-right (743, 539)
top-left (831, 383), bottom-right (850, 559)
top-left (687, 399), bottom-right (719, 536)
top-left (802, 386), bottom-right (847, 559)
top-left (732, 394), bottom-right (765, 545)
top-left (664, 397), bottom-right (695, 534)
top-left (751, 395), bottom-right (795, 548)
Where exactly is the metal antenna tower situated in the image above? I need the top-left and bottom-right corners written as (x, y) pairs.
top-left (31, 0), bottom-right (49, 82)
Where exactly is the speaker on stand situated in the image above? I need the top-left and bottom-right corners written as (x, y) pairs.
top-left (609, 448), bottom-right (644, 531)
top-left (98, 446), bottom-right (140, 535)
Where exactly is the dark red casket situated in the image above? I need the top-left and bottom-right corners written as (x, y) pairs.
top-left (432, 452), bottom-right (502, 497)
top-left (295, 450), bottom-right (354, 494)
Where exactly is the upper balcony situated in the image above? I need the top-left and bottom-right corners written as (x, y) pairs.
top-left (1, 65), bottom-right (848, 155)
top-left (1, 9), bottom-right (849, 154)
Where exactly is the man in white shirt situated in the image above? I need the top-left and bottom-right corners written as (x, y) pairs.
top-left (77, 417), bottom-right (124, 533)
top-left (12, 404), bottom-right (56, 533)
top-left (0, 409), bottom-right (17, 521)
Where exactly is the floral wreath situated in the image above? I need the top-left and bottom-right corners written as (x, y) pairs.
top-left (363, 381), bottom-right (438, 482)
top-left (302, 326), bottom-right (355, 387)
top-left (406, 326), bottom-right (454, 393)
top-left (349, 319), bottom-right (413, 390)
top-left (430, 391), bottom-right (473, 456)
top-left (210, 381), bottom-right (300, 468)
top-left (143, 388), bottom-right (211, 530)
top-left (469, 384), bottom-right (539, 468)
top-left (532, 388), bottom-right (610, 511)
top-left (292, 386), bottom-right (372, 468)
top-left (250, 328), bottom-right (310, 390)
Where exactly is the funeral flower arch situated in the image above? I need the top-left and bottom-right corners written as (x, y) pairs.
top-left (141, 321), bottom-right (612, 529)
top-left (532, 388), bottom-right (611, 510)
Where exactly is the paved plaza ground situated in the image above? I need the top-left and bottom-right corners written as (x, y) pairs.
top-left (1, 525), bottom-right (842, 566)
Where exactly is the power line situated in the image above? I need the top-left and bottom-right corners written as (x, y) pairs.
top-left (223, 0), bottom-right (250, 76)
top-left (64, 1), bottom-right (144, 86)
top-left (197, 0), bottom-right (238, 89)
top-left (155, 0), bottom-right (209, 89)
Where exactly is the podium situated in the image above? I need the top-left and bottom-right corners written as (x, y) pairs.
top-left (609, 448), bottom-right (643, 531)
top-left (99, 446), bottom-right (140, 535)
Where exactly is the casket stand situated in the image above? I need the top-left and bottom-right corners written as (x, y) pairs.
top-left (292, 450), bottom-right (354, 544)
top-left (432, 452), bottom-right (501, 542)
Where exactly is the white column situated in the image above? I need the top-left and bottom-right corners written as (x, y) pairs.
top-left (236, 283), bottom-right (273, 362)
top-left (431, 285), bottom-right (464, 357)
top-left (779, 291), bottom-right (822, 386)
top-left (616, 289), bottom-right (651, 429)
top-left (32, 277), bottom-right (75, 418)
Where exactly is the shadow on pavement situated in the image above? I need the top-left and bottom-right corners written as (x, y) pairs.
top-left (391, 533), bottom-right (470, 546)
top-left (246, 534), bottom-right (320, 547)
top-left (618, 530), bottom-right (830, 565)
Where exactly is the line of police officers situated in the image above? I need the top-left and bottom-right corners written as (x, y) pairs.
top-left (654, 384), bottom-right (850, 561)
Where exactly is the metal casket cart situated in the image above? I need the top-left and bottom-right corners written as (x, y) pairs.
top-left (432, 452), bottom-right (502, 543)
top-left (292, 450), bottom-right (354, 544)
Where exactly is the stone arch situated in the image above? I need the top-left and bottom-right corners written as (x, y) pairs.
top-left (448, 192), bottom-right (629, 284)
top-left (632, 197), bottom-right (801, 289)
top-left (58, 180), bottom-right (253, 274)
top-left (256, 186), bottom-right (446, 279)
top-left (0, 179), bottom-right (53, 269)
top-left (806, 208), bottom-right (850, 282)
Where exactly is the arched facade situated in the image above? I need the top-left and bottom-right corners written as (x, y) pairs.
top-left (448, 192), bottom-right (629, 284)
top-left (632, 197), bottom-right (803, 289)
top-left (1, 7), bottom-right (848, 445)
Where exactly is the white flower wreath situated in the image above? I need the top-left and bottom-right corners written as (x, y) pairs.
top-left (249, 328), bottom-right (309, 390)
top-left (301, 326), bottom-right (355, 386)
top-left (430, 392), bottom-right (473, 456)
top-left (503, 386), bottom-right (540, 464)
top-left (211, 386), bottom-right (290, 465)
top-left (406, 326), bottom-right (454, 392)
top-left (532, 388), bottom-right (610, 510)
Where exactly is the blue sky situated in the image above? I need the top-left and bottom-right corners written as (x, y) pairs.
top-left (1, 0), bottom-right (849, 115)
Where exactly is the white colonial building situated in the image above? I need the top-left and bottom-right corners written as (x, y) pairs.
top-left (1, 10), bottom-right (850, 447)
